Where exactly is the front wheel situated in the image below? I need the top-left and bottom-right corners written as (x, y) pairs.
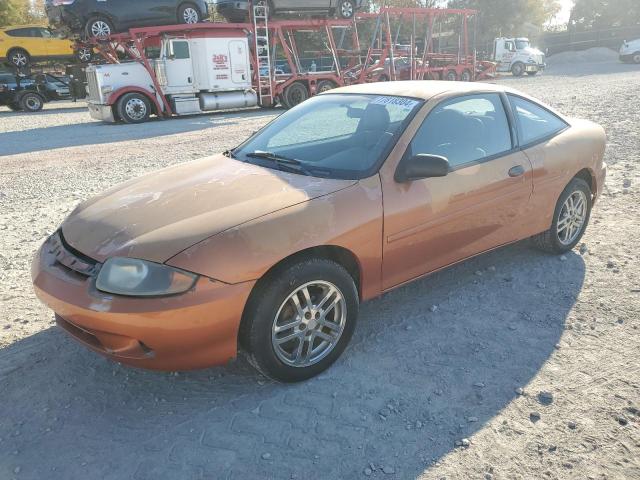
top-left (337, 0), bottom-right (356, 19)
top-left (445, 69), bottom-right (457, 81)
top-left (76, 47), bottom-right (93, 63)
top-left (116, 93), bottom-right (151, 124)
top-left (241, 258), bottom-right (359, 382)
top-left (511, 62), bottom-right (525, 77)
top-left (178, 3), bottom-right (201, 24)
top-left (19, 93), bottom-right (44, 112)
top-left (532, 177), bottom-right (592, 254)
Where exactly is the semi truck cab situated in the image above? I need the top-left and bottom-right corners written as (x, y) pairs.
top-left (86, 30), bottom-right (258, 123)
top-left (493, 37), bottom-right (546, 77)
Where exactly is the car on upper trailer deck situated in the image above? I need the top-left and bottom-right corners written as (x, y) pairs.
top-left (32, 81), bottom-right (606, 382)
top-left (213, 0), bottom-right (365, 22)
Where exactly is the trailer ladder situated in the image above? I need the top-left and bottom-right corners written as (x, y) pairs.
top-left (252, 1), bottom-right (273, 106)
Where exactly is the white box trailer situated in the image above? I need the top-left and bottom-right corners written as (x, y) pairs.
top-left (86, 29), bottom-right (257, 123)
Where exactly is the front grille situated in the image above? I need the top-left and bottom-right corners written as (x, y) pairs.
top-left (86, 69), bottom-right (101, 103)
top-left (46, 231), bottom-right (98, 277)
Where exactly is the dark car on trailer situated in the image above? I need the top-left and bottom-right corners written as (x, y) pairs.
top-left (0, 71), bottom-right (73, 112)
top-left (214, 0), bottom-right (364, 22)
top-left (45, 0), bottom-right (210, 39)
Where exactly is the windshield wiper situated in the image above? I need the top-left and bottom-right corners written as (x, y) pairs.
top-left (245, 151), bottom-right (311, 175)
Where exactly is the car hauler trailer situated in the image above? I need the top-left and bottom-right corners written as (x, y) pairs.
top-left (80, 2), bottom-right (496, 123)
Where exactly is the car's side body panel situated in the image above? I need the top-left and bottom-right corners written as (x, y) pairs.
top-left (167, 175), bottom-right (384, 301)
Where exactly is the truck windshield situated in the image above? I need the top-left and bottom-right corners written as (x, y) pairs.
top-left (233, 93), bottom-right (423, 180)
top-left (516, 40), bottom-right (530, 50)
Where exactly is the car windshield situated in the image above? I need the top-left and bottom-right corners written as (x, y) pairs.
top-left (233, 93), bottom-right (423, 179)
top-left (516, 40), bottom-right (530, 50)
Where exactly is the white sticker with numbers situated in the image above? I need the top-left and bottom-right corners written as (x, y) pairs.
top-left (371, 96), bottom-right (420, 111)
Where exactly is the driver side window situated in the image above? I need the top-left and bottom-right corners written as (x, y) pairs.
top-left (407, 93), bottom-right (513, 169)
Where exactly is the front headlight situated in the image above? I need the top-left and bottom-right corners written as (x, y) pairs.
top-left (96, 257), bottom-right (198, 297)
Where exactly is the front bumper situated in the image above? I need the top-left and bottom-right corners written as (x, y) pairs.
top-left (88, 103), bottom-right (116, 122)
top-left (32, 235), bottom-right (254, 371)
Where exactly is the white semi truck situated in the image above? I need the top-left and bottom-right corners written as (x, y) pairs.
top-left (493, 37), bottom-right (546, 77)
top-left (85, 28), bottom-right (258, 123)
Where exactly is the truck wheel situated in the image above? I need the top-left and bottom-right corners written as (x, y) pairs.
top-left (85, 16), bottom-right (114, 40)
top-left (178, 3), bottom-right (201, 24)
top-left (338, 0), bottom-right (356, 19)
top-left (461, 69), bottom-right (472, 81)
top-left (316, 80), bottom-right (337, 93)
top-left (633, 52), bottom-right (640, 64)
top-left (445, 69), bottom-right (457, 81)
top-left (19, 93), bottom-right (44, 112)
top-left (511, 62), bottom-right (525, 77)
top-left (284, 82), bottom-right (308, 109)
top-left (8, 48), bottom-right (30, 68)
top-left (117, 93), bottom-right (151, 124)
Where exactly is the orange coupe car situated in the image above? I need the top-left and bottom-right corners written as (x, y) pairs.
top-left (32, 81), bottom-right (606, 382)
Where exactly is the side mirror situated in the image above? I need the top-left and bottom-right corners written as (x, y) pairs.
top-left (395, 154), bottom-right (449, 183)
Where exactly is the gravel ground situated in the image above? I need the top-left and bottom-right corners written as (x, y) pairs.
top-left (0, 61), bottom-right (638, 480)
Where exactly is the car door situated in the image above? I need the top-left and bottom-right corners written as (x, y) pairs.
top-left (379, 92), bottom-right (534, 290)
top-left (276, 0), bottom-right (329, 11)
top-left (39, 28), bottom-right (73, 59)
top-left (6, 27), bottom-right (47, 57)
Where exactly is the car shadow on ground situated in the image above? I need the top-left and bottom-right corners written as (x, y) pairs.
top-left (0, 242), bottom-right (584, 479)
top-left (0, 108), bottom-right (280, 157)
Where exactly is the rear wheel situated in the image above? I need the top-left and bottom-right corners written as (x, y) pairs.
top-left (19, 92), bottom-right (44, 112)
top-left (511, 62), bottom-right (525, 77)
top-left (283, 82), bottom-right (308, 109)
top-left (117, 93), bottom-right (151, 124)
top-left (316, 80), bottom-right (337, 93)
top-left (178, 3), bottom-right (201, 24)
top-left (8, 48), bottom-right (30, 68)
top-left (338, 0), bottom-right (356, 19)
top-left (241, 258), bottom-right (359, 382)
top-left (85, 16), bottom-right (114, 40)
top-left (445, 69), bottom-right (457, 81)
top-left (532, 177), bottom-right (592, 254)
top-left (76, 47), bottom-right (93, 63)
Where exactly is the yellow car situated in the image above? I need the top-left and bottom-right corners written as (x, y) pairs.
top-left (0, 24), bottom-right (91, 68)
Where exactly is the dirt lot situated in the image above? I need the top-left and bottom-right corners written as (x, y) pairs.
top-left (0, 61), bottom-right (638, 480)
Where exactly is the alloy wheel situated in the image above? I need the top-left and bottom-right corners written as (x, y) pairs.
top-left (557, 190), bottom-right (587, 245)
top-left (340, 1), bottom-right (354, 18)
top-left (183, 7), bottom-right (199, 23)
top-left (271, 280), bottom-right (347, 367)
top-left (125, 98), bottom-right (147, 121)
top-left (91, 20), bottom-right (111, 39)
top-left (11, 52), bottom-right (28, 67)
top-left (25, 96), bottom-right (42, 111)
top-left (78, 48), bottom-right (92, 62)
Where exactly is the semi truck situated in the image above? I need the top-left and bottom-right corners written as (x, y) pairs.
top-left (86, 27), bottom-right (257, 123)
top-left (493, 37), bottom-right (545, 77)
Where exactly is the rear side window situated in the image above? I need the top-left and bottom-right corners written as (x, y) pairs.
top-left (5, 28), bottom-right (41, 37)
top-left (408, 93), bottom-right (513, 169)
top-left (509, 95), bottom-right (568, 146)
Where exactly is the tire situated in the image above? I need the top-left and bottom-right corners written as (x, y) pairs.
top-left (8, 48), bottom-right (30, 68)
top-left (337, 0), bottom-right (356, 19)
top-left (241, 258), bottom-right (359, 382)
top-left (445, 69), bottom-right (457, 81)
top-left (526, 71), bottom-right (538, 76)
top-left (511, 62), bottom-right (525, 77)
top-left (19, 92), bottom-right (44, 112)
top-left (633, 52), bottom-right (640, 64)
top-left (178, 3), bottom-right (201, 24)
top-left (461, 69), bottom-right (472, 81)
top-left (283, 82), bottom-right (308, 108)
top-left (116, 93), bottom-right (151, 124)
top-left (85, 16), bottom-right (114, 40)
top-left (531, 177), bottom-right (592, 254)
top-left (316, 80), bottom-right (337, 93)
top-left (76, 47), bottom-right (93, 63)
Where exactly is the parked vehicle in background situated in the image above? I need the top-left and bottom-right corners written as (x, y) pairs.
top-left (85, 28), bottom-right (255, 123)
top-left (0, 25), bottom-right (90, 68)
top-left (214, 0), bottom-right (363, 22)
top-left (619, 38), bottom-right (640, 64)
top-left (493, 37), bottom-right (546, 76)
top-left (0, 71), bottom-right (72, 111)
top-left (45, 0), bottom-right (209, 39)
top-left (32, 81), bottom-right (606, 381)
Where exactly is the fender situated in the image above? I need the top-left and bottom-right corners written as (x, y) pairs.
top-left (106, 86), bottom-right (165, 115)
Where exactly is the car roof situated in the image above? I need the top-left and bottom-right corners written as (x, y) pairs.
top-left (324, 80), bottom-right (508, 101)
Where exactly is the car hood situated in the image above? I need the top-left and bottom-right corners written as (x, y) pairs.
top-left (61, 154), bottom-right (356, 264)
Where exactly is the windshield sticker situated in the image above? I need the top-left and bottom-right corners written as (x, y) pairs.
top-left (371, 96), bottom-right (420, 111)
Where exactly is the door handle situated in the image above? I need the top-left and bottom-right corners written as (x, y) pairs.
top-left (508, 165), bottom-right (525, 177)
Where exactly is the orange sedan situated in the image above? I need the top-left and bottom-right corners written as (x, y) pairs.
top-left (32, 82), bottom-right (606, 382)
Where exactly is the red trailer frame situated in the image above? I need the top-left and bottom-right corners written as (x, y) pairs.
top-left (78, 4), bottom-right (496, 117)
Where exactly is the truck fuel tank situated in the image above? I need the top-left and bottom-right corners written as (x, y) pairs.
top-left (199, 90), bottom-right (258, 111)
